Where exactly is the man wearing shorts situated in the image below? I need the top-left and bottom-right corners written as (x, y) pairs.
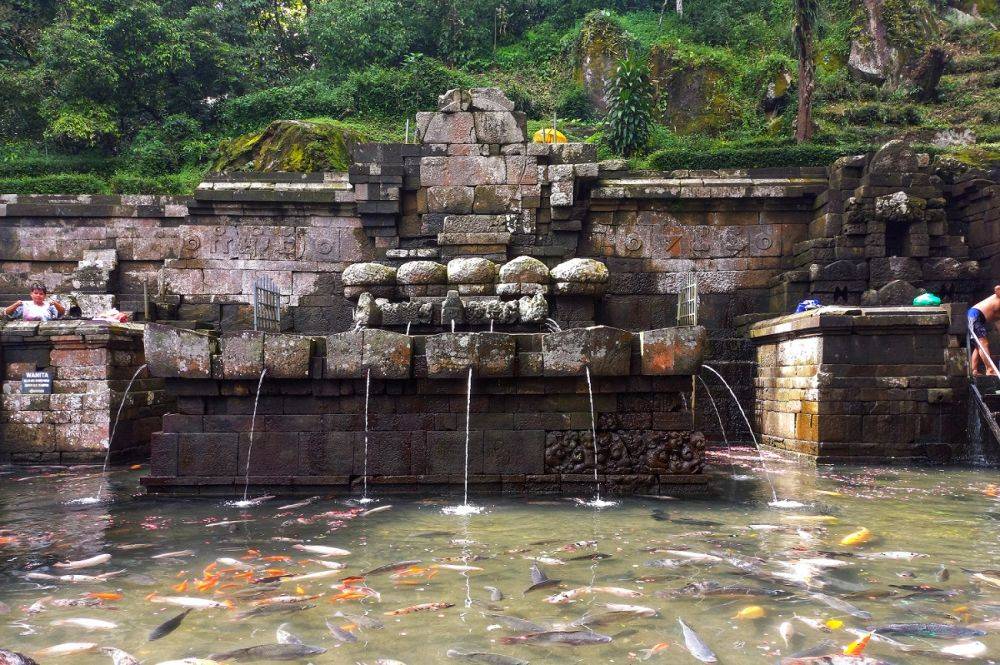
top-left (969, 285), bottom-right (1000, 376)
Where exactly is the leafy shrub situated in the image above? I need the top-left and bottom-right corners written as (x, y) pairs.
top-left (217, 81), bottom-right (353, 134)
top-left (347, 55), bottom-right (476, 117)
top-left (606, 55), bottom-right (653, 156)
top-left (110, 168), bottom-right (204, 195)
top-left (556, 84), bottom-right (598, 121)
top-left (0, 173), bottom-right (110, 194)
top-left (646, 142), bottom-right (874, 170)
top-left (307, 0), bottom-right (416, 74)
top-left (842, 103), bottom-right (923, 126)
top-left (0, 147), bottom-right (119, 177)
top-left (127, 114), bottom-right (213, 176)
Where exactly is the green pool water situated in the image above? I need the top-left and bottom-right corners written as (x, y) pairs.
top-left (1, 450), bottom-right (998, 664)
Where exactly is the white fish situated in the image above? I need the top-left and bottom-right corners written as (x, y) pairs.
top-left (524, 556), bottom-right (566, 566)
top-left (276, 622), bottom-right (303, 645)
top-left (216, 557), bottom-right (254, 570)
top-left (282, 569), bottom-right (343, 583)
top-left (590, 586), bottom-right (642, 598)
top-left (155, 660), bottom-right (220, 665)
top-left (658, 550), bottom-right (723, 563)
top-left (779, 620), bottom-right (795, 646)
top-left (205, 519), bottom-right (254, 528)
top-left (793, 615), bottom-right (831, 633)
top-left (604, 603), bottom-right (657, 617)
top-left (35, 642), bottom-right (98, 656)
top-left (857, 551), bottom-right (928, 561)
top-left (306, 559), bottom-right (346, 570)
top-left (430, 564), bottom-right (483, 572)
top-left (148, 595), bottom-right (233, 610)
top-left (101, 647), bottom-right (141, 665)
top-left (360, 505), bottom-right (392, 517)
top-left (277, 496), bottom-right (319, 510)
top-left (50, 617), bottom-right (118, 630)
top-left (293, 544), bottom-right (350, 557)
top-left (53, 554), bottom-right (111, 570)
top-left (151, 550), bottom-right (195, 559)
top-left (940, 641), bottom-right (988, 658)
top-left (678, 618), bottom-right (718, 662)
top-left (27, 570), bottom-right (124, 584)
top-left (780, 557), bottom-right (850, 569)
top-left (544, 587), bottom-right (591, 604)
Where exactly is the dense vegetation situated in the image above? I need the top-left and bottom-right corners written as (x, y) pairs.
top-left (1, 0), bottom-right (997, 193)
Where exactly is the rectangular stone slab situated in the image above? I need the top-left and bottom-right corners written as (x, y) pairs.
top-left (639, 326), bottom-right (706, 375)
top-left (362, 329), bottom-right (412, 379)
top-left (325, 331), bottom-right (363, 378)
top-left (263, 334), bottom-right (313, 379)
top-left (144, 323), bottom-right (213, 379)
top-left (219, 331), bottom-right (265, 379)
top-left (542, 326), bottom-right (633, 376)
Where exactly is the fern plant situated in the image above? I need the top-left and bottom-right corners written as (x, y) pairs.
top-left (605, 55), bottom-right (654, 157)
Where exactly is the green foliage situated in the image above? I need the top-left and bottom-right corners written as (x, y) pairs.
top-left (646, 140), bottom-right (874, 170)
top-left (217, 80), bottom-right (353, 134)
top-left (307, 0), bottom-right (415, 74)
top-left (0, 173), bottom-right (111, 194)
top-left (557, 84), bottom-right (598, 121)
top-left (0, 144), bottom-right (120, 177)
top-left (606, 55), bottom-right (653, 156)
top-left (841, 103), bottom-right (923, 126)
top-left (109, 168), bottom-right (204, 194)
top-left (41, 102), bottom-right (118, 149)
top-left (347, 55), bottom-right (476, 117)
top-left (127, 115), bottom-right (213, 176)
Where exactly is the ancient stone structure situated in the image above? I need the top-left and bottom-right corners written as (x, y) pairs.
top-left (0, 88), bottom-right (997, 469)
top-left (0, 320), bottom-right (171, 464)
top-left (141, 323), bottom-right (707, 495)
top-left (750, 306), bottom-right (969, 462)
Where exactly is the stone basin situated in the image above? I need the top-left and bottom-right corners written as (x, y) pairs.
top-left (424, 332), bottom-right (516, 378)
top-left (541, 325), bottom-right (633, 376)
top-left (325, 329), bottom-right (412, 379)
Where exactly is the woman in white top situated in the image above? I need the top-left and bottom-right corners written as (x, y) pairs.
top-left (4, 283), bottom-right (65, 321)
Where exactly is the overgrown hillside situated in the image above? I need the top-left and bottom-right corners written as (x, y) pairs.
top-left (0, 0), bottom-right (996, 194)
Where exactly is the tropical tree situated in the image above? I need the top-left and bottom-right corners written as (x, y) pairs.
top-left (793, 0), bottom-right (817, 142)
top-left (605, 54), bottom-right (653, 157)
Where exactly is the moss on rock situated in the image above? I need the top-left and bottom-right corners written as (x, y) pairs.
top-left (213, 119), bottom-right (364, 172)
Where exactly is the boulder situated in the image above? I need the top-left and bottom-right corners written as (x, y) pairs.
top-left (847, 0), bottom-right (939, 91)
top-left (518, 294), bottom-right (549, 323)
top-left (469, 88), bottom-right (516, 112)
top-left (550, 258), bottom-right (609, 283)
top-left (342, 262), bottom-right (397, 286)
top-left (875, 191), bottom-right (926, 223)
top-left (396, 261), bottom-right (448, 285)
top-left (500, 256), bottom-right (549, 284)
top-left (573, 11), bottom-right (633, 112)
top-left (438, 88), bottom-right (472, 113)
top-left (875, 279), bottom-right (924, 306)
top-left (447, 257), bottom-right (498, 284)
top-left (868, 140), bottom-right (921, 176)
top-left (213, 119), bottom-right (361, 172)
top-left (648, 43), bottom-right (738, 135)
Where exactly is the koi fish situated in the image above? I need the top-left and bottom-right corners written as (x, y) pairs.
top-left (292, 544), bottom-right (350, 557)
top-left (53, 554), bottom-right (111, 570)
top-left (839, 528), bottom-right (872, 546)
top-left (147, 595), bottom-right (234, 610)
top-left (384, 602), bottom-right (454, 616)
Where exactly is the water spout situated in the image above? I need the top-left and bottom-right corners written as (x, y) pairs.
top-left (701, 364), bottom-right (783, 504)
top-left (405, 321), bottom-right (411, 336)
top-left (443, 367), bottom-right (482, 515)
top-left (239, 368), bottom-right (268, 504)
top-left (359, 367), bottom-right (373, 503)
top-left (697, 375), bottom-right (737, 480)
top-left (544, 318), bottom-right (562, 333)
top-left (451, 319), bottom-right (456, 333)
top-left (489, 318), bottom-right (494, 333)
top-left (88, 363), bottom-right (147, 503)
top-left (581, 366), bottom-right (616, 509)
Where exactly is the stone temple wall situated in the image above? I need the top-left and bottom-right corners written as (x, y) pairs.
top-left (1, 89), bottom-right (998, 460)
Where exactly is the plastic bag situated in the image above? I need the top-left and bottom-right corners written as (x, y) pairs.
top-left (912, 293), bottom-right (941, 306)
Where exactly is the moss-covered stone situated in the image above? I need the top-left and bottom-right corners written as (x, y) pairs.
top-left (212, 119), bottom-right (364, 172)
top-left (572, 11), bottom-right (636, 113)
top-left (648, 44), bottom-right (739, 136)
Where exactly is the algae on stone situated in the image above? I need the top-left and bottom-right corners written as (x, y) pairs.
top-left (213, 119), bottom-right (364, 172)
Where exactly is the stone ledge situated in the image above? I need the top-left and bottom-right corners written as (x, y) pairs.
top-left (749, 305), bottom-right (950, 341)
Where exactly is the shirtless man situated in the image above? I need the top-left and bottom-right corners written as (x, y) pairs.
top-left (969, 285), bottom-right (1000, 376)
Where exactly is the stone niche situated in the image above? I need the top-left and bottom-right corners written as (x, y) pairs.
top-left (749, 306), bottom-right (968, 463)
top-left (0, 320), bottom-right (172, 464)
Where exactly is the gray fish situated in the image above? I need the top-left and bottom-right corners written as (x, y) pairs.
top-left (567, 553), bottom-right (612, 561)
top-left (209, 643), bottom-right (327, 661)
top-left (487, 614), bottom-right (549, 633)
top-left (0, 649), bottom-right (40, 665)
top-left (233, 603), bottom-right (316, 620)
top-left (484, 586), bottom-right (503, 602)
top-left (149, 608), bottom-right (191, 641)
top-left (808, 592), bottom-right (872, 620)
top-left (935, 565), bottom-right (950, 582)
top-left (661, 581), bottom-right (787, 599)
top-left (325, 619), bottom-right (359, 643)
top-left (678, 618), bottom-right (717, 663)
top-left (524, 563), bottom-right (560, 594)
top-left (362, 560), bottom-right (422, 576)
top-left (333, 611), bottom-right (384, 630)
top-left (446, 649), bottom-right (528, 665)
top-left (100, 647), bottom-right (139, 665)
top-left (277, 496), bottom-right (319, 510)
top-left (499, 630), bottom-right (612, 646)
top-left (869, 623), bottom-right (986, 638)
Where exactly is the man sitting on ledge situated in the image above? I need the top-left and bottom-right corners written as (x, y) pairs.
top-left (3, 283), bottom-right (65, 322)
top-left (969, 284), bottom-right (1000, 376)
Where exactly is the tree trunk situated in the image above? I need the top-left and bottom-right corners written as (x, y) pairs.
top-left (676, 0), bottom-right (683, 17)
top-left (794, 0), bottom-right (816, 143)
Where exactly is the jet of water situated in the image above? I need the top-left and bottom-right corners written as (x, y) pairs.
top-left (451, 319), bottom-right (456, 333)
top-left (360, 367), bottom-right (372, 503)
top-left (463, 366), bottom-right (472, 507)
top-left (701, 364), bottom-right (779, 503)
top-left (543, 318), bottom-right (562, 333)
top-left (240, 368), bottom-right (268, 503)
top-left (585, 366), bottom-right (600, 502)
top-left (405, 321), bottom-right (411, 336)
top-left (94, 363), bottom-right (148, 502)
top-left (697, 375), bottom-right (737, 480)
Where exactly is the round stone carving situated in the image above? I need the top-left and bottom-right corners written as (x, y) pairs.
top-left (396, 261), bottom-right (447, 285)
top-left (447, 257), bottom-right (498, 284)
top-left (499, 256), bottom-right (549, 284)
top-left (550, 258), bottom-right (609, 284)
top-left (624, 234), bottom-right (643, 251)
top-left (342, 262), bottom-right (396, 286)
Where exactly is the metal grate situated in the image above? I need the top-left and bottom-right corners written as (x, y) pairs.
top-left (253, 276), bottom-right (281, 332)
top-left (677, 272), bottom-right (699, 326)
